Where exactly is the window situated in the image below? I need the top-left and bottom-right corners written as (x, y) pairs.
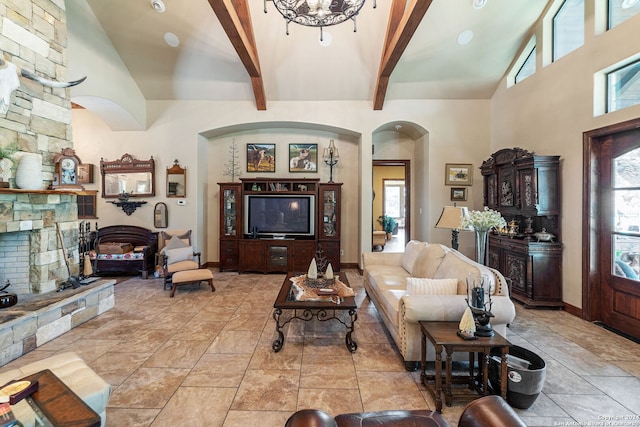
top-left (553, 0), bottom-right (584, 61)
top-left (77, 191), bottom-right (98, 219)
top-left (607, 59), bottom-right (640, 112)
top-left (609, 0), bottom-right (640, 29)
top-left (612, 147), bottom-right (640, 281)
top-left (515, 46), bottom-right (536, 83)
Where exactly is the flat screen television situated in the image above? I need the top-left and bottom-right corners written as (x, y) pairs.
top-left (244, 194), bottom-right (315, 238)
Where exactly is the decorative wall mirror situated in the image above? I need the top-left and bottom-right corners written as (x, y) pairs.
top-left (154, 202), bottom-right (168, 228)
top-left (100, 154), bottom-right (155, 198)
top-left (166, 160), bottom-right (186, 198)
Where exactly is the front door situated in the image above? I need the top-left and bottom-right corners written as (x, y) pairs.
top-left (597, 129), bottom-right (640, 339)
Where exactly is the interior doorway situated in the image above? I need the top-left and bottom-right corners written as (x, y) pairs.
top-left (373, 160), bottom-right (410, 252)
top-left (583, 118), bottom-right (640, 340)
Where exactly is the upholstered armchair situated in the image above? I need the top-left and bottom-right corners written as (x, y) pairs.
top-left (156, 230), bottom-right (201, 286)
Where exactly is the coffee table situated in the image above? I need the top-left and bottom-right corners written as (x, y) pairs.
top-left (419, 321), bottom-right (511, 412)
top-left (272, 273), bottom-right (358, 353)
top-left (19, 369), bottom-right (101, 427)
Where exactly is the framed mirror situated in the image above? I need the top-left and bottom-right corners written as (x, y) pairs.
top-left (154, 202), bottom-right (168, 228)
top-left (100, 154), bottom-right (155, 198)
top-left (166, 160), bottom-right (186, 197)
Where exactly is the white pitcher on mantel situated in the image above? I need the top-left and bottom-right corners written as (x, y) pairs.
top-left (15, 152), bottom-right (43, 190)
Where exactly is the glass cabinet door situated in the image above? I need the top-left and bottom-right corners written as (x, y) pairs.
top-left (223, 188), bottom-right (238, 237)
top-left (320, 187), bottom-right (339, 239)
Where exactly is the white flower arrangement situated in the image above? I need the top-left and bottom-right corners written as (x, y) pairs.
top-left (461, 207), bottom-right (506, 232)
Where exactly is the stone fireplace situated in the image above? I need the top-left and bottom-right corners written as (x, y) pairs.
top-left (0, 191), bottom-right (79, 294)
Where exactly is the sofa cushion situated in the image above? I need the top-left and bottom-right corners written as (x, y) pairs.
top-left (401, 240), bottom-right (428, 275)
top-left (411, 244), bottom-right (448, 278)
top-left (406, 277), bottom-right (458, 295)
top-left (365, 265), bottom-right (412, 292)
top-left (433, 252), bottom-right (496, 295)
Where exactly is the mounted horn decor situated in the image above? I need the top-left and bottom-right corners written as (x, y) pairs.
top-left (0, 58), bottom-right (87, 114)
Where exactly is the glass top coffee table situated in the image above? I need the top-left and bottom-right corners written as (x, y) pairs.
top-left (272, 272), bottom-right (358, 353)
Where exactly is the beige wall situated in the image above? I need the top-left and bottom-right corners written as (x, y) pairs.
top-left (72, 98), bottom-right (491, 266)
top-left (491, 8), bottom-right (640, 308)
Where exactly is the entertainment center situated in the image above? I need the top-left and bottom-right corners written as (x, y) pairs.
top-left (219, 178), bottom-right (342, 273)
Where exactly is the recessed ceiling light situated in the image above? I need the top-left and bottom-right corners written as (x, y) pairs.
top-left (164, 32), bottom-right (180, 47)
top-left (150, 0), bottom-right (166, 13)
top-left (622, 0), bottom-right (639, 8)
top-left (473, 0), bottom-right (488, 9)
top-left (457, 30), bottom-right (474, 45)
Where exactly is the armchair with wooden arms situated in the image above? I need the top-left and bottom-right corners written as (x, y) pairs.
top-left (156, 230), bottom-right (201, 287)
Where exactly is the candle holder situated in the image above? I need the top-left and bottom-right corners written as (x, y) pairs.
top-left (323, 139), bottom-right (340, 183)
top-left (465, 273), bottom-right (494, 337)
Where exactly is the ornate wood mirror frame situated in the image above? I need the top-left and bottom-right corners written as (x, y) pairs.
top-left (166, 160), bottom-right (186, 198)
top-left (100, 153), bottom-right (155, 198)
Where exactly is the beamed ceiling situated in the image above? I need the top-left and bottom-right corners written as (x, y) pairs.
top-left (83, 0), bottom-right (553, 110)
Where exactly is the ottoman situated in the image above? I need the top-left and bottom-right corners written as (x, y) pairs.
top-left (0, 352), bottom-right (111, 426)
top-left (170, 268), bottom-right (215, 297)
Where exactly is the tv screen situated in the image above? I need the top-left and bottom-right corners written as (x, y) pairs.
top-left (244, 194), bottom-right (315, 237)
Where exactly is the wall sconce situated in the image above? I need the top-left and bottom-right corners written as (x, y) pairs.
top-left (323, 139), bottom-right (340, 183)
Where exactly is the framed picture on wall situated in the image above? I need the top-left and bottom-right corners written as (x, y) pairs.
top-left (445, 163), bottom-right (473, 186)
top-left (289, 144), bottom-right (318, 172)
top-left (246, 144), bottom-right (276, 173)
top-left (450, 187), bottom-right (467, 201)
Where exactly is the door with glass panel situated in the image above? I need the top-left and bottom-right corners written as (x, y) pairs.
top-left (602, 138), bottom-right (640, 338)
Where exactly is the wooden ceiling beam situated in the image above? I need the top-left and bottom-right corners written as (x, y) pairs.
top-left (373, 0), bottom-right (432, 110)
top-left (208, 0), bottom-right (266, 110)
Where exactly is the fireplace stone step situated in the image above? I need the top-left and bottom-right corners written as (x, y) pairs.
top-left (0, 279), bottom-right (115, 367)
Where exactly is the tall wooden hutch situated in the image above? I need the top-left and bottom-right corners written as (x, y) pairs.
top-left (218, 178), bottom-right (342, 273)
top-left (481, 148), bottom-right (563, 308)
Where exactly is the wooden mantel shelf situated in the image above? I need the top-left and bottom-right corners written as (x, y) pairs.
top-left (0, 188), bottom-right (80, 195)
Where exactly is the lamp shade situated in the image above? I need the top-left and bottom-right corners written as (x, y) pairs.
top-left (435, 206), bottom-right (469, 230)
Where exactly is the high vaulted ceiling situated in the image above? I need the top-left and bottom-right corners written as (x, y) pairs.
top-left (84, 0), bottom-right (552, 110)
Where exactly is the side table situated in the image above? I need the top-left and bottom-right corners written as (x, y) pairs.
top-left (419, 321), bottom-right (511, 412)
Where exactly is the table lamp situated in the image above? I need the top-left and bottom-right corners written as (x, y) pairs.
top-left (435, 205), bottom-right (470, 250)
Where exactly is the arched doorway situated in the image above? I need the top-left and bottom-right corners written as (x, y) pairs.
top-left (373, 160), bottom-right (411, 251)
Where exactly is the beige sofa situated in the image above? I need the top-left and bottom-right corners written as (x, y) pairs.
top-left (362, 241), bottom-right (516, 369)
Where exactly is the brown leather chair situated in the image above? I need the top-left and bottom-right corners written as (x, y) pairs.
top-left (457, 395), bottom-right (526, 427)
top-left (284, 395), bottom-right (525, 427)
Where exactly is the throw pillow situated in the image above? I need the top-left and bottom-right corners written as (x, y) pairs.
top-left (161, 230), bottom-right (191, 248)
top-left (165, 246), bottom-right (193, 264)
top-left (163, 235), bottom-right (189, 252)
top-left (402, 240), bottom-right (428, 275)
top-left (406, 277), bottom-right (458, 295)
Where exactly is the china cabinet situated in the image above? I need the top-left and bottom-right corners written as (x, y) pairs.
top-left (481, 148), bottom-right (562, 308)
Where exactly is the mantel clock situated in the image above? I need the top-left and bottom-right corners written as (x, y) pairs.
top-left (50, 147), bottom-right (84, 190)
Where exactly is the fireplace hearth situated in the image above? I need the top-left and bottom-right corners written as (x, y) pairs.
top-left (0, 189), bottom-right (80, 294)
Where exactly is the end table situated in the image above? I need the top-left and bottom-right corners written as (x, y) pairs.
top-left (419, 321), bottom-right (511, 412)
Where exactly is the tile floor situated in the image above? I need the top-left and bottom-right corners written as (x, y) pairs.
top-left (2, 270), bottom-right (640, 427)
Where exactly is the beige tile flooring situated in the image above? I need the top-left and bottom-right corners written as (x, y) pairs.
top-left (2, 270), bottom-right (640, 427)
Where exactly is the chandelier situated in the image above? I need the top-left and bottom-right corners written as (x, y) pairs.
top-left (264, 0), bottom-right (375, 40)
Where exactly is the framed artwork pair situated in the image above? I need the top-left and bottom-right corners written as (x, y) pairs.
top-left (445, 163), bottom-right (472, 202)
top-left (245, 143), bottom-right (318, 173)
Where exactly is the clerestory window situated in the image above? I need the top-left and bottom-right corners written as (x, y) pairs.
top-left (553, 0), bottom-right (584, 62)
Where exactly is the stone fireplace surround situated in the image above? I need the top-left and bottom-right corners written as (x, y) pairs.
top-left (0, 189), bottom-right (80, 295)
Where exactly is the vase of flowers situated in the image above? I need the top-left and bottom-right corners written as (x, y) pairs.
top-left (460, 207), bottom-right (506, 265)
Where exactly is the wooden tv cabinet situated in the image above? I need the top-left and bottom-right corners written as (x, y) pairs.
top-left (218, 178), bottom-right (342, 273)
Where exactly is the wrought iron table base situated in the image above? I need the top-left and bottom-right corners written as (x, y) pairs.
top-left (272, 307), bottom-right (358, 353)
